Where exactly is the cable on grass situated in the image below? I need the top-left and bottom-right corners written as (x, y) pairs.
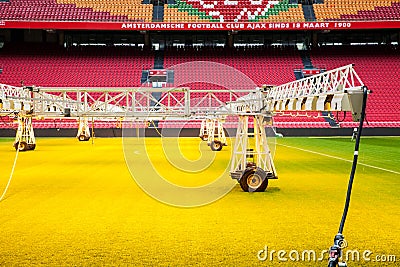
top-left (0, 148), bottom-right (19, 202)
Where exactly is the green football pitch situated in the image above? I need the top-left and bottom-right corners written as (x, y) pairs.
top-left (0, 136), bottom-right (398, 266)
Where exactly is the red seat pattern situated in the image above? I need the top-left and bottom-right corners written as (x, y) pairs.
top-left (340, 2), bottom-right (400, 20)
top-left (0, 44), bottom-right (155, 129)
top-left (314, 0), bottom-right (400, 21)
top-left (163, 46), bottom-right (331, 128)
top-left (310, 45), bottom-right (400, 127)
top-left (0, 44), bottom-right (154, 87)
top-left (164, 46), bottom-right (302, 87)
top-left (1, 44), bottom-right (399, 129)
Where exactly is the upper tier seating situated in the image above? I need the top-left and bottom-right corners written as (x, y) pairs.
top-left (0, 0), bottom-right (149, 22)
top-left (340, 2), bottom-right (400, 20)
top-left (57, 0), bottom-right (153, 21)
top-left (314, 0), bottom-right (400, 21)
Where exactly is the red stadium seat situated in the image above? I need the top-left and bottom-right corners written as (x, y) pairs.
top-left (1, 44), bottom-right (399, 129)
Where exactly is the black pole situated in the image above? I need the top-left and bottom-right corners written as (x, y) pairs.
top-left (328, 86), bottom-right (368, 267)
top-left (338, 86), bottom-right (368, 234)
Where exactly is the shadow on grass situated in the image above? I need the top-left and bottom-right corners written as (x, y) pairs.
top-left (265, 187), bottom-right (280, 193)
top-left (231, 185), bottom-right (281, 194)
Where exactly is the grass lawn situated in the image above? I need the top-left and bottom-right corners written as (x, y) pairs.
top-left (0, 136), bottom-right (398, 266)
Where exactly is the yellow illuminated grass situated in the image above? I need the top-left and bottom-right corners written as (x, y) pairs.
top-left (143, 137), bottom-right (232, 187)
top-left (0, 137), bottom-right (399, 266)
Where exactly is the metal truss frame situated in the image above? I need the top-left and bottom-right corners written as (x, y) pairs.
top-left (0, 65), bottom-right (368, 192)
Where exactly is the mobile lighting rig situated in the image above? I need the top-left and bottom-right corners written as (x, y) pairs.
top-left (1, 64), bottom-right (366, 195)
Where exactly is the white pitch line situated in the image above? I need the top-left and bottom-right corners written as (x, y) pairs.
top-left (278, 143), bottom-right (400, 176)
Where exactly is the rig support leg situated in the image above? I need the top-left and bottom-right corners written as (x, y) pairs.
top-left (230, 115), bottom-right (277, 192)
top-left (77, 118), bottom-right (91, 141)
top-left (13, 115), bottom-right (36, 151)
top-left (206, 118), bottom-right (227, 151)
top-left (199, 118), bottom-right (209, 141)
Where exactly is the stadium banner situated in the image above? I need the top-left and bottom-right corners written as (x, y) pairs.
top-left (1, 20), bottom-right (400, 31)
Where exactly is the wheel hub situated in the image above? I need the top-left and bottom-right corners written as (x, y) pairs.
top-left (247, 174), bottom-right (262, 189)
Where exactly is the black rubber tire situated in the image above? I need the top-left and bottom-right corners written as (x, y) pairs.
top-left (210, 140), bottom-right (223, 151)
top-left (78, 135), bottom-right (90, 141)
top-left (16, 141), bottom-right (28, 151)
top-left (240, 167), bottom-right (268, 192)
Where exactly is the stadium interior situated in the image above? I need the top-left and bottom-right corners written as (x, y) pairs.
top-left (0, 1), bottom-right (399, 266)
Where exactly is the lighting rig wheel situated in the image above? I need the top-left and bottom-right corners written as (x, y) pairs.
top-left (210, 140), bottom-right (223, 151)
top-left (78, 135), bottom-right (90, 142)
top-left (240, 167), bottom-right (268, 192)
top-left (14, 141), bottom-right (28, 151)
